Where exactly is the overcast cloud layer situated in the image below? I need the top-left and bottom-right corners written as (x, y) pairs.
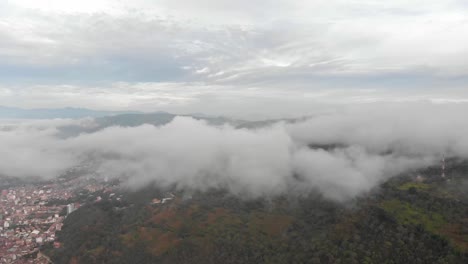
top-left (2, 104), bottom-right (467, 201)
top-left (1, 1), bottom-right (468, 117)
top-left (1, 2), bottom-right (468, 200)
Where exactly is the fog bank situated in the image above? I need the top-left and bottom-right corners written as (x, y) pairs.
top-left (1, 104), bottom-right (467, 201)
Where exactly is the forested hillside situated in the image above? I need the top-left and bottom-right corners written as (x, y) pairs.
top-left (44, 161), bottom-right (468, 264)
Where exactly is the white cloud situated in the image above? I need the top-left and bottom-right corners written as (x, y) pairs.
top-left (0, 0), bottom-right (467, 118)
top-left (2, 103), bottom-right (468, 201)
top-left (0, 1), bottom-right (467, 203)
top-left (1, 0), bottom-right (468, 82)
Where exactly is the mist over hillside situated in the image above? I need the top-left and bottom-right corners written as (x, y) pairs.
top-left (1, 103), bottom-right (467, 202)
top-left (3, 0), bottom-right (468, 263)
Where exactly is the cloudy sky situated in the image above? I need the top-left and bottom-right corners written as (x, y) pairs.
top-left (2, 1), bottom-right (468, 199)
top-left (1, 0), bottom-right (468, 118)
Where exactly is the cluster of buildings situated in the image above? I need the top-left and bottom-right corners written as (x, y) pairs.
top-left (0, 185), bottom-right (75, 263)
top-left (0, 173), bottom-right (110, 264)
top-left (151, 193), bottom-right (175, 205)
top-left (0, 165), bottom-right (122, 263)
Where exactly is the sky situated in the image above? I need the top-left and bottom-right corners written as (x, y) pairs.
top-left (2, 1), bottom-right (468, 200)
top-left (1, 0), bottom-right (468, 118)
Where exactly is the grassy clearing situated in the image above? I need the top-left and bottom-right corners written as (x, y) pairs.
top-left (397, 182), bottom-right (430, 191)
top-left (380, 199), bottom-right (446, 233)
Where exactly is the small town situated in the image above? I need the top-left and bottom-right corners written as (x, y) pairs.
top-left (0, 172), bottom-right (111, 264)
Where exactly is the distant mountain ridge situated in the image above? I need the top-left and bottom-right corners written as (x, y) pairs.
top-left (55, 112), bottom-right (244, 138)
top-left (0, 106), bottom-right (308, 138)
top-left (0, 106), bottom-right (139, 119)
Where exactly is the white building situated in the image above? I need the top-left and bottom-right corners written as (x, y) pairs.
top-left (67, 204), bottom-right (75, 215)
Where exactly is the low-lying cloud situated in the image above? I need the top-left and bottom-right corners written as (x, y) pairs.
top-left (1, 104), bottom-right (467, 201)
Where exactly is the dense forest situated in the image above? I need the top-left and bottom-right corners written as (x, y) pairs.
top-left (44, 160), bottom-right (468, 263)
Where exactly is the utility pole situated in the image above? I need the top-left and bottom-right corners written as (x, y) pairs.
top-left (441, 155), bottom-right (446, 179)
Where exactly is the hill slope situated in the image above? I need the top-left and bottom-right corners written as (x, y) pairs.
top-left (45, 162), bottom-right (468, 264)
